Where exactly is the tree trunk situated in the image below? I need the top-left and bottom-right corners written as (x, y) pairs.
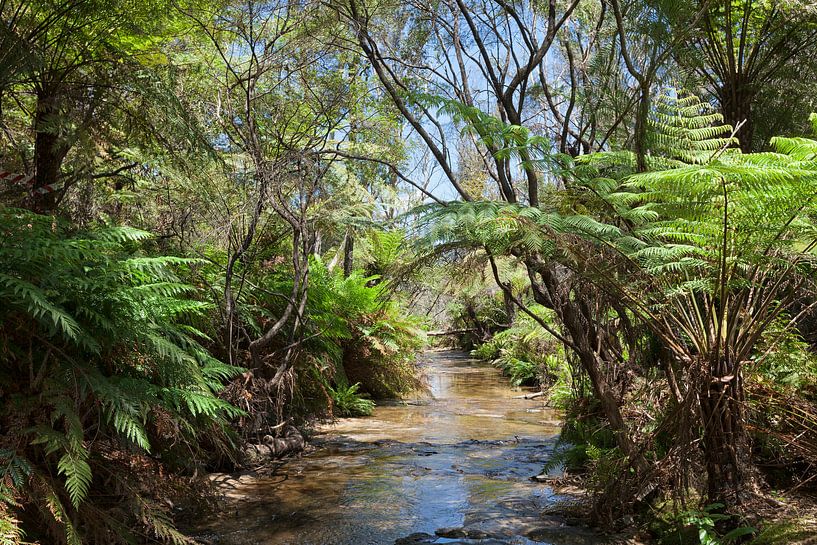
top-left (719, 79), bottom-right (755, 153)
top-left (525, 259), bottom-right (642, 465)
top-left (343, 232), bottom-right (354, 277)
top-left (559, 298), bottom-right (640, 462)
top-left (699, 360), bottom-right (745, 507)
top-left (33, 85), bottom-right (69, 213)
top-left (503, 289), bottom-right (516, 326)
top-left (634, 82), bottom-right (651, 172)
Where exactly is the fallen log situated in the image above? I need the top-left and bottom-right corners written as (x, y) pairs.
top-left (426, 325), bottom-right (510, 337)
top-left (513, 391), bottom-right (546, 400)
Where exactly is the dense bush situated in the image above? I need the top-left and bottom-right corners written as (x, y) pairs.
top-left (0, 207), bottom-right (243, 544)
top-left (471, 305), bottom-right (570, 395)
top-left (307, 260), bottom-right (426, 401)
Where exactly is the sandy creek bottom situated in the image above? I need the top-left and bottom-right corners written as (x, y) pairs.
top-left (192, 351), bottom-right (612, 545)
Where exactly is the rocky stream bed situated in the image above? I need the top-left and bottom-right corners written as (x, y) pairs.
top-left (190, 351), bottom-right (628, 545)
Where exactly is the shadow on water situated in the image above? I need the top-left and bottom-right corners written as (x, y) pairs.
top-left (192, 351), bottom-right (610, 545)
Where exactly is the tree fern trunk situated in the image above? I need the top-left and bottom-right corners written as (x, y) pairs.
top-left (343, 233), bottom-right (354, 278)
top-left (33, 84), bottom-right (69, 213)
top-left (699, 360), bottom-right (746, 507)
top-left (719, 81), bottom-right (755, 153)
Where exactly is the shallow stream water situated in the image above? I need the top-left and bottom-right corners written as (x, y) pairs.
top-left (195, 351), bottom-right (608, 545)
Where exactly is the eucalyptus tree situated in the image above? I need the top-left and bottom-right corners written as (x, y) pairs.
top-left (537, 1), bottom-right (638, 157)
top-left (182, 0), bottom-right (335, 374)
top-left (177, 0), bottom-right (411, 430)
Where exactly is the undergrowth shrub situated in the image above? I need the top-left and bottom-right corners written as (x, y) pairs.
top-left (0, 207), bottom-right (243, 544)
top-left (471, 305), bottom-right (569, 395)
top-left (544, 399), bottom-right (617, 475)
top-left (307, 260), bottom-right (426, 400)
top-left (650, 503), bottom-right (755, 545)
top-left (747, 318), bottom-right (817, 488)
top-left (195, 245), bottom-right (425, 424)
top-left (326, 381), bottom-right (375, 417)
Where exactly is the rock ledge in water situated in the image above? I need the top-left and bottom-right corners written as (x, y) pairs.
top-left (241, 426), bottom-right (305, 465)
top-left (525, 516), bottom-right (605, 545)
top-left (395, 531), bottom-right (510, 545)
top-left (394, 532), bottom-right (436, 544)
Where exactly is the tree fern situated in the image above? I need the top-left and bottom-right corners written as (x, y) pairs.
top-left (647, 91), bottom-right (737, 165)
top-left (419, 102), bottom-right (817, 507)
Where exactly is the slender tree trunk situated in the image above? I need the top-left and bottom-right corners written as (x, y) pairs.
top-left (559, 298), bottom-right (641, 462)
top-left (343, 232), bottom-right (354, 277)
top-left (503, 289), bottom-right (516, 326)
top-left (634, 82), bottom-right (651, 172)
top-left (525, 259), bottom-right (643, 465)
top-left (314, 230), bottom-right (322, 257)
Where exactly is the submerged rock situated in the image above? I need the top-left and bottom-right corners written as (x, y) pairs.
top-left (435, 526), bottom-right (491, 539)
top-left (525, 516), bottom-right (606, 545)
top-left (394, 532), bottom-right (437, 544)
top-left (395, 531), bottom-right (510, 545)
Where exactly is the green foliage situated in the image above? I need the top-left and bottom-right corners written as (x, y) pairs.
top-left (430, 256), bottom-right (517, 350)
top-left (747, 316), bottom-right (817, 485)
top-left (327, 381), bottom-right (376, 417)
top-left (654, 503), bottom-right (755, 545)
top-left (306, 259), bottom-right (425, 399)
top-left (648, 92), bottom-right (737, 165)
top-left (754, 319), bottom-right (817, 389)
top-left (363, 229), bottom-right (410, 276)
top-left (415, 94), bottom-right (558, 169)
top-left (748, 521), bottom-right (814, 545)
top-left (544, 405), bottom-right (617, 476)
top-left (471, 305), bottom-right (568, 389)
top-left (0, 207), bottom-right (242, 544)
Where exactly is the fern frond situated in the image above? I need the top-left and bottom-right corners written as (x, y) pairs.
top-left (137, 497), bottom-right (195, 545)
top-left (0, 274), bottom-right (92, 350)
top-left (92, 225), bottom-right (154, 243)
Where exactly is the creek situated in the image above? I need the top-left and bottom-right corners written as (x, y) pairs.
top-left (194, 351), bottom-right (610, 545)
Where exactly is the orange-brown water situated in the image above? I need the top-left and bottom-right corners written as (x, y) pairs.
top-left (193, 351), bottom-right (606, 545)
